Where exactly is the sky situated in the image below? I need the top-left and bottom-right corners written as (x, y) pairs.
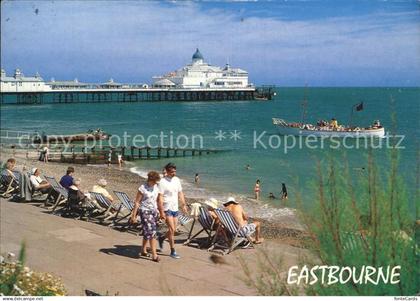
top-left (1, 0), bottom-right (420, 86)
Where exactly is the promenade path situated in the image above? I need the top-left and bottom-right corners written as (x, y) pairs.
top-left (1, 200), bottom-right (304, 296)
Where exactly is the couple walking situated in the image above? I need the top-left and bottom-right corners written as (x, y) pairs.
top-left (130, 162), bottom-right (187, 262)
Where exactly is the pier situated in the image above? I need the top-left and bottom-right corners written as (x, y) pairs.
top-left (0, 87), bottom-right (275, 105)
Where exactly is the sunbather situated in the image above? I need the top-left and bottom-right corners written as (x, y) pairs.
top-left (66, 178), bottom-right (98, 218)
top-left (92, 179), bottom-right (114, 202)
top-left (68, 178), bottom-right (90, 208)
top-left (130, 171), bottom-right (161, 262)
top-left (29, 168), bottom-right (53, 195)
top-left (0, 158), bottom-right (21, 196)
top-left (223, 197), bottom-right (264, 244)
top-left (1, 158), bottom-right (21, 185)
top-left (204, 198), bottom-right (229, 242)
top-left (204, 198), bottom-right (220, 228)
top-left (59, 167), bottom-right (74, 190)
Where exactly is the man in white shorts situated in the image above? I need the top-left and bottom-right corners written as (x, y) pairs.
top-left (157, 163), bottom-right (188, 259)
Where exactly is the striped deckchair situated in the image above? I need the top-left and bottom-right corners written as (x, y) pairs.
top-left (63, 189), bottom-right (98, 221)
top-left (184, 206), bottom-right (215, 247)
top-left (340, 231), bottom-right (369, 254)
top-left (89, 191), bottom-right (121, 223)
top-left (44, 175), bottom-right (68, 212)
top-left (113, 191), bottom-right (145, 233)
top-left (178, 213), bottom-right (193, 226)
top-left (210, 208), bottom-right (255, 254)
top-left (113, 191), bottom-right (138, 226)
top-left (0, 173), bottom-right (19, 198)
top-left (177, 212), bottom-right (194, 234)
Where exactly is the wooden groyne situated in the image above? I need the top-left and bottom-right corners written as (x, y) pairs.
top-left (3, 145), bottom-right (227, 164)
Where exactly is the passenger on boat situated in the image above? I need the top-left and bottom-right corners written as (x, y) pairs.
top-left (330, 118), bottom-right (338, 129)
top-left (372, 120), bottom-right (381, 129)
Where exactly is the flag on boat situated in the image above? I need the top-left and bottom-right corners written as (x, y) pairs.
top-left (355, 101), bottom-right (364, 111)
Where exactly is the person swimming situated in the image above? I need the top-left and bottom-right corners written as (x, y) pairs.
top-left (281, 183), bottom-right (288, 200)
top-left (268, 192), bottom-right (276, 199)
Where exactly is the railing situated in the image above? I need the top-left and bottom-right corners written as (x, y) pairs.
top-left (272, 118), bottom-right (288, 126)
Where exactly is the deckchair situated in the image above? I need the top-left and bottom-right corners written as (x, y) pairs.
top-left (89, 191), bottom-right (121, 223)
top-left (26, 172), bottom-right (52, 202)
top-left (44, 175), bottom-right (68, 212)
top-left (114, 190), bottom-right (134, 223)
top-left (184, 206), bottom-right (215, 247)
top-left (177, 212), bottom-right (194, 234)
top-left (62, 189), bottom-right (99, 221)
top-left (340, 231), bottom-right (370, 254)
top-left (178, 213), bottom-right (193, 226)
top-left (209, 208), bottom-right (255, 254)
top-left (0, 173), bottom-right (19, 198)
top-left (113, 190), bottom-right (142, 233)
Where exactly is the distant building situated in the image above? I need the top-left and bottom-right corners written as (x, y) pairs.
top-left (0, 69), bottom-right (52, 92)
top-left (48, 78), bottom-right (90, 90)
top-left (152, 49), bottom-right (250, 89)
top-left (100, 78), bottom-right (123, 89)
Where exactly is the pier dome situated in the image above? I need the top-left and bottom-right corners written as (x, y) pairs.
top-left (192, 48), bottom-right (203, 60)
top-left (192, 48), bottom-right (204, 64)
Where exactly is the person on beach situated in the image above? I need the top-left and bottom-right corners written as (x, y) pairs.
top-left (59, 167), bottom-right (74, 190)
top-left (204, 198), bottom-right (229, 241)
top-left (130, 171), bottom-right (161, 263)
top-left (1, 158), bottom-right (20, 189)
top-left (223, 197), bottom-right (264, 244)
top-left (107, 150), bottom-right (112, 168)
top-left (92, 179), bottom-right (114, 202)
top-left (117, 153), bottom-right (123, 169)
top-left (43, 145), bottom-right (49, 163)
top-left (254, 179), bottom-right (261, 201)
top-left (68, 179), bottom-right (87, 203)
top-left (204, 198), bottom-right (219, 224)
top-left (2, 158), bottom-right (20, 180)
top-left (281, 183), bottom-right (288, 200)
top-left (68, 178), bottom-right (91, 212)
top-left (157, 163), bottom-right (188, 259)
top-left (194, 173), bottom-right (200, 185)
top-left (29, 168), bottom-right (53, 195)
top-left (2, 159), bottom-right (39, 201)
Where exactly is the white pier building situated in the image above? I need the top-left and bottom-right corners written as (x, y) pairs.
top-left (1, 69), bottom-right (52, 92)
top-left (152, 49), bottom-right (251, 89)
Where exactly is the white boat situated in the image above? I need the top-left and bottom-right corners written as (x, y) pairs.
top-left (272, 118), bottom-right (385, 138)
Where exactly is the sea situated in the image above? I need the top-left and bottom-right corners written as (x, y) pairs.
top-left (1, 87), bottom-right (419, 216)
